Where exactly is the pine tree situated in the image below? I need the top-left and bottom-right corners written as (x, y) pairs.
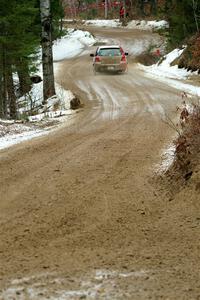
top-left (0, 0), bottom-right (64, 118)
top-left (168, 0), bottom-right (200, 46)
top-left (0, 0), bottom-right (40, 118)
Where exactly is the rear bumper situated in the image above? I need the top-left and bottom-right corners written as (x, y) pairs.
top-left (94, 63), bottom-right (127, 72)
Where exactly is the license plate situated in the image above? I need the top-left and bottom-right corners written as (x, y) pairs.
top-left (108, 66), bottom-right (115, 70)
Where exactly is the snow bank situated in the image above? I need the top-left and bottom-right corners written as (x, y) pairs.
top-left (18, 82), bottom-right (74, 115)
top-left (84, 19), bottom-right (168, 30)
top-left (53, 29), bottom-right (96, 61)
top-left (139, 48), bottom-right (200, 96)
top-left (85, 19), bottom-right (121, 28)
top-left (0, 122), bottom-right (46, 150)
top-left (139, 48), bottom-right (189, 80)
top-left (127, 19), bottom-right (168, 30)
top-left (155, 143), bottom-right (176, 174)
top-left (0, 81), bottom-right (76, 150)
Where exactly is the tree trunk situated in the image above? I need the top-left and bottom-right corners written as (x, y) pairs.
top-left (137, 0), bottom-right (145, 16)
top-left (123, 0), bottom-right (126, 19)
top-left (96, 0), bottom-right (99, 16)
top-left (150, 0), bottom-right (157, 15)
top-left (0, 44), bottom-right (3, 117)
top-left (7, 64), bottom-right (17, 119)
top-left (16, 58), bottom-right (32, 97)
top-left (192, 0), bottom-right (199, 32)
top-left (71, 0), bottom-right (76, 18)
top-left (165, 0), bottom-right (173, 12)
top-left (105, 0), bottom-right (108, 18)
top-left (2, 46), bottom-right (8, 118)
top-left (40, 0), bottom-right (56, 104)
top-left (0, 76), bottom-right (3, 118)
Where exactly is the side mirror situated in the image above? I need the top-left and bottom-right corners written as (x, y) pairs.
top-left (125, 52), bottom-right (128, 56)
top-left (90, 53), bottom-right (94, 57)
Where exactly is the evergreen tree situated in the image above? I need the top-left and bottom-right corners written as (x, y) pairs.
top-left (52, 0), bottom-right (65, 37)
top-left (0, 0), bottom-right (40, 118)
top-left (168, 0), bottom-right (200, 46)
top-left (0, 0), bottom-right (64, 118)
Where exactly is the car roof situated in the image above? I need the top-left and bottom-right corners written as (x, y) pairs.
top-left (98, 45), bottom-right (121, 49)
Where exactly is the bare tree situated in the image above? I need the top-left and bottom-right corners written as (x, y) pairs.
top-left (40, 0), bottom-right (55, 104)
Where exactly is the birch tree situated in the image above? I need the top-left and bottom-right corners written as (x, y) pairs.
top-left (40, 0), bottom-right (55, 104)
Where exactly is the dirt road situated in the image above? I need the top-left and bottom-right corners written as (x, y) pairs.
top-left (0, 27), bottom-right (200, 299)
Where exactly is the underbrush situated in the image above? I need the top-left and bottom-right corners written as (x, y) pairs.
top-left (136, 52), bottom-right (160, 65)
top-left (172, 33), bottom-right (200, 74)
top-left (136, 42), bottom-right (165, 66)
top-left (163, 94), bottom-right (200, 194)
top-left (173, 97), bottom-right (200, 174)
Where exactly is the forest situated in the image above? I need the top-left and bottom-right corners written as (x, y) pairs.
top-left (0, 0), bottom-right (63, 119)
top-left (0, 0), bottom-right (199, 119)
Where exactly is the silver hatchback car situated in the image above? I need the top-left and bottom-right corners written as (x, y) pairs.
top-left (90, 45), bottom-right (128, 73)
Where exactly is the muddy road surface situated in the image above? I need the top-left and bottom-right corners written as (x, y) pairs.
top-left (0, 27), bottom-right (200, 299)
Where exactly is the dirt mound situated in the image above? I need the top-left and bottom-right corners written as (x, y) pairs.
top-left (135, 52), bottom-right (160, 66)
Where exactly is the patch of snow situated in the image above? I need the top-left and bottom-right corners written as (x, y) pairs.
top-left (127, 19), bottom-right (169, 30)
top-left (0, 126), bottom-right (48, 150)
top-left (0, 119), bottom-right (15, 125)
top-left (85, 19), bottom-right (121, 28)
top-left (0, 82), bottom-right (76, 151)
top-left (139, 48), bottom-right (189, 80)
top-left (84, 19), bottom-right (169, 31)
top-left (138, 48), bottom-right (200, 97)
top-left (160, 48), bottom-right (185, 67)
top-left (28, 110), bottom-right (75, 123)
top-left (155, 143), bottom-right (176, 174)
top-left (11, 273), bottom-right (55, 285)
top-left (1, 269), bottom-right (150, 300)
top-left (84, 19), bottom-right (169, 30)
top-left (95, 269), bottom-right (148, 280)
top-left (18, 81), bottom-right (74, 116)
top-left (53, 29), bottom-right (96, 61)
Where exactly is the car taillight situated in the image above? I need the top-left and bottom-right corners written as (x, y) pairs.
top-left (121, 54), bottom-right (126, 62)
top-left (95, 56), bottom-right (101, 62)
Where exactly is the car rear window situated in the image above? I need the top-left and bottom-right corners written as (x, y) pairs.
top-left (98, 48), bottom-right (122, 57)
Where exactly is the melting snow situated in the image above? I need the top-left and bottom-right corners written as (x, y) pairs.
top-left (0, 269), bottom-right (150, 300)
top-left (138, 48), bottom-right (200, 96)
top-left (85, 19), bottom-right (121, 28)
top-left (155, 143), bottom-right (176, 174)
top-left (53, 28), bottom-right (97, 61)
top-left (83, 19), bottom-right (168, 31)
top-left (127, 19), bottom-right (168, 30)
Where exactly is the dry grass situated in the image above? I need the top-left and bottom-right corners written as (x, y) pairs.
top-left (174, 96), bottom-right (200, 173)
top-left (155, 95), bottom-right (200, 200)
top-left (174, 33), bottom-right (200, 73)
top-left (163, 94), bottom-right (200, 190)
